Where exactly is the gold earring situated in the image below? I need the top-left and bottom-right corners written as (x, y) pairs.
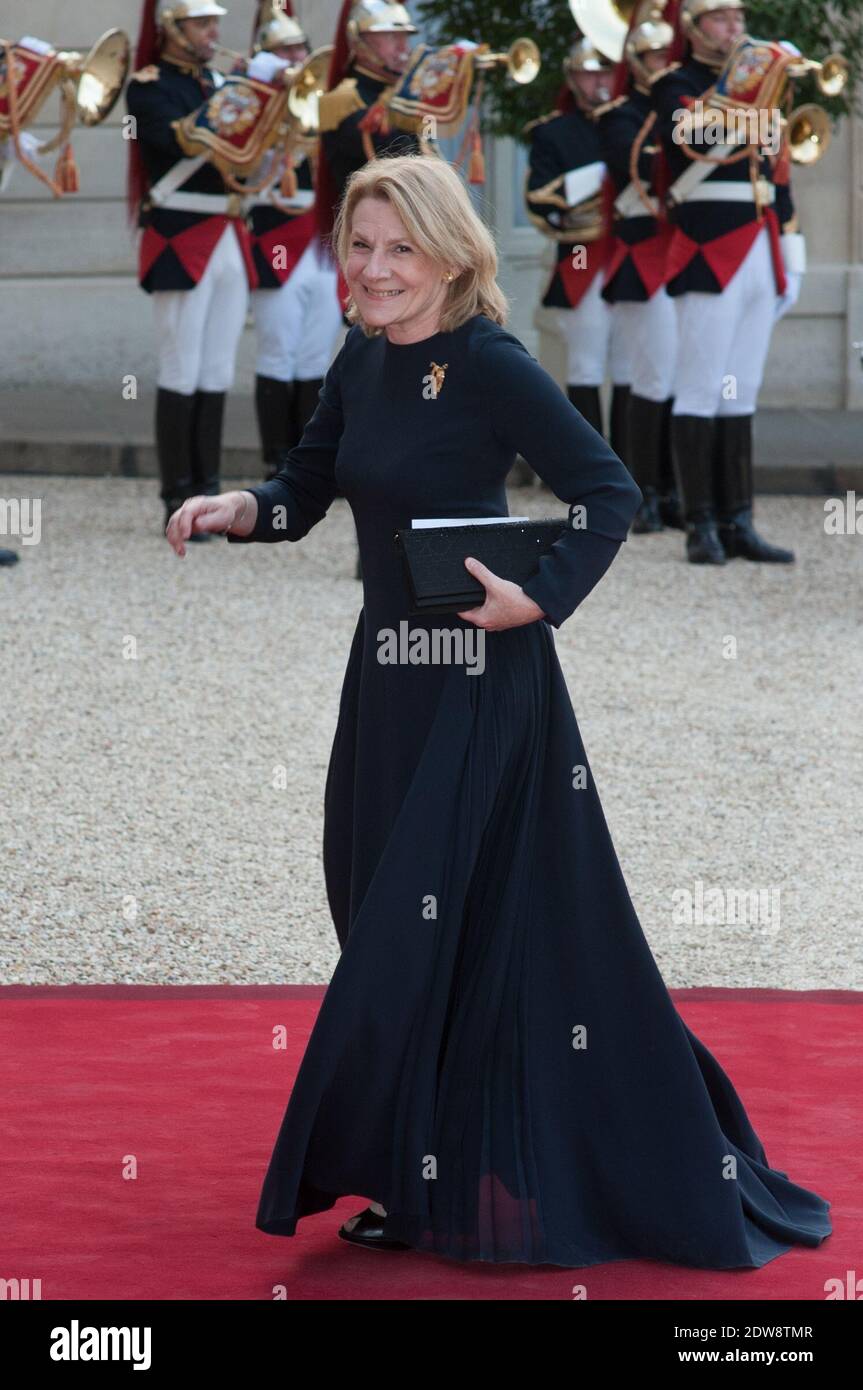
top-left (443, 271), bottom-right (455, 282)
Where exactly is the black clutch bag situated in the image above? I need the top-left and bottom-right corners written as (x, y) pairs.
top-left (395, 518), bottom-right (568, 615)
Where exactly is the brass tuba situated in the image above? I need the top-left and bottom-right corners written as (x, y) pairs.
top-left (567, 0), bottom-right (642, 62)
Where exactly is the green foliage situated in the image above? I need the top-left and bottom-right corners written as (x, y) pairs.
top-left (414, 0), bottom-right (863, 139)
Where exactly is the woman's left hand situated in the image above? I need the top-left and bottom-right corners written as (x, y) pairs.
top-left (456, 557), bottom-right (546, 631)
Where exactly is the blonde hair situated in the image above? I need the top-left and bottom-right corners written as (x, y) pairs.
top-left (331, 153), bottom-right (509, 336)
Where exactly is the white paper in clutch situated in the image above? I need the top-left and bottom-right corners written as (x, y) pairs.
top-left (411, 516), bottom-right (529, 528)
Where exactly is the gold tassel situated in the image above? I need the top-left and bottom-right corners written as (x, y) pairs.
top-left (54, 142), bottom-right (79, 194)
top-left (468, 129), bottom-right (485, 185)
top-left (279, 155), bottom-right (297, 200)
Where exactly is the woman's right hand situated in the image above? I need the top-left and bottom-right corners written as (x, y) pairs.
top-left (165, 492), bottom-right (249, 557)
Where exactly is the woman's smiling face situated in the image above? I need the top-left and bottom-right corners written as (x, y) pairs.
top-left (345, 196), bottom-right (452, 340)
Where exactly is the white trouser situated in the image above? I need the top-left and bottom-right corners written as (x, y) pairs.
top-left (672, 225), bottom-right (777, 417)
top-left (611, 287), bottom-right (677, 402)
top-left (252, 237), bottom-right (343, 380)
top-left (152, 224), bottom-right (249, 394)
top-left (552, 273), bottom-right (632, 386)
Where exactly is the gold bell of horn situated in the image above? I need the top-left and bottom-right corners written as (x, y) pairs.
top-left (786, 102), bottom-right (832, 165)
top-left (66, 27), bottom-right (131, 125)
top-left (473, 36), bottom-right (541, 84)
top-left (815, 51), bottom-right (849, 98)
top-left (505, 37), bottom-right (541, 84)
top-left (286, 44), bottom-right (335, 135)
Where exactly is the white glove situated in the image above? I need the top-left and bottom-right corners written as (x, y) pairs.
top-left (246, 51), bottom-right (291, 83)
top-left (775, 272), bottom-right (802, 322)
top-left (0, 129), bottom-right (44, 194)
top-left (774, 232), bottom-right (806, 322)
top-left (18, 35), bottom-right (54, 55)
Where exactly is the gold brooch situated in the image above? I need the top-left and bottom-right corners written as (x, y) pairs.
top-left (429, 361), bottom-right (448, 397)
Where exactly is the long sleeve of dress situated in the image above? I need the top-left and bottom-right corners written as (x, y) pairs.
top-left (226, 336), bottom-right (347, 544)
top-left (474, 327), bottom-right (642, 628)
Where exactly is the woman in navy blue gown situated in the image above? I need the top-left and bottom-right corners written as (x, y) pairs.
top-left (167, 154), bottom-right (832, 1269)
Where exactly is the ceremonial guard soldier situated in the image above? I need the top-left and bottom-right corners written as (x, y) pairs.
top-left (315, 0), bottom-right (428, 579)
top-left (524, 37), bottom-right (631, 452)
top-left (650, 0), bottom-right (798, 563)
top-left (316, 0), bottom-right (430, 318)
top-left (596, 10), bottom-right (683, 531)
top-left (126, 1), bottom-right (257, 535)
top-left (246, 3), bottom-right (344, 480)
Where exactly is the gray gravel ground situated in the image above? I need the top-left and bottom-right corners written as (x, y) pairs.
top-left (1, 474), bottom-right (860, 988)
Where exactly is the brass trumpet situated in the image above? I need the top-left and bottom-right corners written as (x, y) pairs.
top-left (786, 51), bottom-right (849, 98)
top-left (473, 37), bottom-right (541, 84)
top-left (208, 41), bottom-right (251, 73)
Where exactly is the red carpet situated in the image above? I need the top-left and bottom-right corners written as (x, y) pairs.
top-left (1, 986), bottom-right (857, 1301)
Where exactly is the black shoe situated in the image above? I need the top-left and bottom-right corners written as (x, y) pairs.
top-left (566, 384), bottom-right (603, 436)
top-left (0, 548), bottom-right (20, 566)
top-left (718, 508), bottom-right (795, 563)
top-left (631, 487), bottom-right (664, 533)
top-left (686, 519), bottom-right (727, 565)
top-left (337, 1207), bottom-right (410, 1251)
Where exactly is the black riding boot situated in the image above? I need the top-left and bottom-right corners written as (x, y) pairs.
top-left (156, 387), bottom-right (197, 533)
top-left (657, 396), bottom-right (685, 529)
top-left (627, 393), bottom-right (664, 533)
top-left (714, 415), bottom-right (795, 563)
top-left (670, 413), bottom-right (726, 564)
top-left (188, 390), bottom-right (227, 542)
top-left (609, 383), bottom-right (630, 460)
top-left (255, 374), bottom-right (296, 481)
top-left (566, 384), bottom-right (603, 436)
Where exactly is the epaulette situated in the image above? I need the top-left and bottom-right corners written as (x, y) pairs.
top-left (592, 94), bottom-right (629, 119)
top-left (129, 64), bottom-right (160, 84)
top-left (318, 77), bottom-right (367, 134)
top-left (648, 61), bottom-right (682, 85)
top-left (521, 110), bottom-right (560, 137)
